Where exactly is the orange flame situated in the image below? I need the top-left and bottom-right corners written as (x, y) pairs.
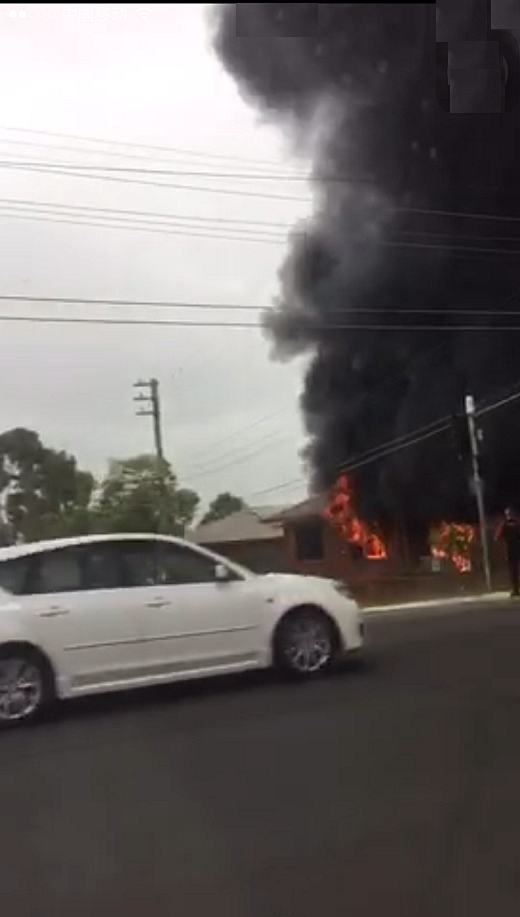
top-left (324, 475), bottom-right (387, 559)
top-left (430, 522), bottom-right (475, 572)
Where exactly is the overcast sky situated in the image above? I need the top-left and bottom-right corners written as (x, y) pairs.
top-left (0, 3), bottom-right (313, 514)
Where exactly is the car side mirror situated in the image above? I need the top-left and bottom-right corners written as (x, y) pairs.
top-left (214, 563), bottom-right (231, 583)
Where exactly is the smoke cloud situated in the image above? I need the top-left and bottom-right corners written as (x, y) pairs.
top-left (213, 3), bottom-right (520, 546)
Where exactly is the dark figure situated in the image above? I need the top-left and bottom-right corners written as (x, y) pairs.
top-left (496, 508), bottom-right (520, 597)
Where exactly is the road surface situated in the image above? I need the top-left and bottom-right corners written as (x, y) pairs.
top-left (2, 599), bottom-right (520, 916)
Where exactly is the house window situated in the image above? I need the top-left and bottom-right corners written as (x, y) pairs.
top-left (294, 522), bottom-right (324, 561)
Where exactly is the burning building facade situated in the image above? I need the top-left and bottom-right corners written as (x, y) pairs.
top-left (213, 5), bottom-right (520, 551)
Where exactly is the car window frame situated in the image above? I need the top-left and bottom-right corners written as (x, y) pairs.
top-left (0, 555), bottom-right (33, 596)
top-left (27, 545), bottom-right (86, 596)
top-left (156, 541), bottom-right (241, 586)
top-left (116, 539), bottom-right (160, 589)
top-left (82, 542), bottom-right (127, 592)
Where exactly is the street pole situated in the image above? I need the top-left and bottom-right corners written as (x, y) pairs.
top-left (149, 379), bottom-right (164, 464)
top-left (465, 394), bottom-right (492, 592)
top-left (134, 378), bottom-right (167, 533)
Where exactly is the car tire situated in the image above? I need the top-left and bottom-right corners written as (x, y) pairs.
top-left (274, 607), bottom-right (338, 678)
top-left (0, 646), bottom-right (54, 729)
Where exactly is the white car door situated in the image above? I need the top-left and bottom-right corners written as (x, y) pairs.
top-left (26, 542), bottom-right (144, 695)
top-left (135, 540), bottom-right (265, 678)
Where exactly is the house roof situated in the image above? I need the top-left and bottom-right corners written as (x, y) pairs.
top-left (192, 506), bottom-right (285, 545)
top-left (265, 493), bottom-right (329, 523)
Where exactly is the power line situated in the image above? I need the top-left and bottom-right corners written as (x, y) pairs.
top-left (342, 381), bottom-right (520, 475)
top-left (5, 313), bottom-right (520, 331)
top-left (188, 434), bottom-right (294, 479)
top-left (186, 406), bottom-right (295, 460)
top-left (5, 131), bottom-right (520, 219)
top-left (340, 423), bottom-right (452, 475)
top-left (0, 124), bottom-right (309, 170)
top-left (393, 228), bottom-right (520, 245)
top-left (4, 132), bottom-right (520, 217)
top-left (336, 415), bottom-right (451, 474)
top-left (188, 426), bottom-right (294, 472)
top-left (0, 137), bottom-right (306, 174)
top-left (5, 202), bottom-right (520, 257)
top-left (397, 205), bottom-right (520, 223)
top-left (0, 210), bottom-right (285, 245)
top-left (380, 239), bottom-right (520, 257)
top-left (476, 387), bottom-right (520, 418)
top-left (0, 203), bottom-right (285, 239)
top-left (0, 158), bottom-right (323, 182)
top-left (3, 294), bottom-right (520, 316)
top-left (6, 195), bottom-right (520, 244)
top-left (249, 477), bottom-right (307, 498)
top-left (0, 314), bottom-right (262, 328)
top-left (0, 161), bottom-right (312, 202)
top-left (241, 377), bottom-right (520, 500)
top-left (0, 197), bottom-right (295, 231)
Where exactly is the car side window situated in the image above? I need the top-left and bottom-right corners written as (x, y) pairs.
top-left (31, 548), bottom-right (83, 594)
top-left (0, 557), bottom-right (31, 596)
top-left (119, 542), bottom-right (158, 587)
top-left (83, 544), bottom-right (124, 591)
top-left (157, 544), bottom-right (220, 585)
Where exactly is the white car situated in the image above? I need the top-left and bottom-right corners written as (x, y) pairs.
top-left (0, 533), bottom-right (364, 726)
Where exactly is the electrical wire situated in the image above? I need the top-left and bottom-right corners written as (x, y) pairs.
top-left (476, 387), bottom-right (520, 418)
top-left (339, 424), bottom-right (452, 475)
top-left (3, 294), bottom-right (520, 317)
top-left (5, 196), bottom-right (520, 246)
top-left (184, 407), bottom-right (296, 465)
top-left (0, 161), bottom-right (312, 202)
top-left (0, 158), bottom-right (334, 182)
top-left (188, 434), bottom-right (294, 479)
top-left (0, 124), bottom-right (310, 170)
top-left (4, 131), bottom-right (520, 220)
top-left (336, 415), bottom-right (452, 474)
top-left (397, 205), bottom-right (520, 223)
top-left (189, 424), bottom-right (294, 469)
top-left (0, 196), bottom-right (295, 230)
top-left (247, 380), bottom-right (520, 499)
top-left (5, 202), bottom-right (520, 257)
top-left (0, 210), bottom-right (285, 245)
top-left (248, 477), bottom-right (307, 499)
top-left (4, 312), bottom-right (520, 330)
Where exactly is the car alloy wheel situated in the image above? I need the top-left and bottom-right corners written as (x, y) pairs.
top-left (278, 610), bottom-right (334, 675)
top-left (0, 656), bottom-right (44, 724)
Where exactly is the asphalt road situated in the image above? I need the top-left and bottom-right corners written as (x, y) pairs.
top-left (2, 600), bottom-right (520, 916)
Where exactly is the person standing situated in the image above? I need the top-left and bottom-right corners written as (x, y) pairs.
top-left (496, 507), bottom-right (520, 597)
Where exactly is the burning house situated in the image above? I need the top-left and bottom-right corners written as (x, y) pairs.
top-left (213, 5), bottom-right (520, 575)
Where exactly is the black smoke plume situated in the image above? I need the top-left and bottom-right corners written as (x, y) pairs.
top-left (213, 3), bottom-right (520, 550)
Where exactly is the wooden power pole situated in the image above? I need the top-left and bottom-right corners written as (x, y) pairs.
top-left (134, 378), bottom-right (167, 532)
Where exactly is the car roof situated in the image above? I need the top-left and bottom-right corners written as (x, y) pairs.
top-left (0, 532), bottom-right (187, 562)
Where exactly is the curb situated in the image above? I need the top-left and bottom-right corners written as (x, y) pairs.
top-left (363, 591), bottom-right (510, 615)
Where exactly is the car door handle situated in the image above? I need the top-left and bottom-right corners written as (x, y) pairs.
top-left (40, 605), bottom-right (70, 618)
top-left (146, 600), bottom-right (169, 609)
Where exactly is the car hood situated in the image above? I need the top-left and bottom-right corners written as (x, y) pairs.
top-left (259, 572), bottom-right (334, 590)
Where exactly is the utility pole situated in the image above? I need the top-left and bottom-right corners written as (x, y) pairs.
top-left (465, 394), bottom-right (492, 592)
top-left (134, 378), bottom-right (167, 532)
top-left (134, 378), bottom-right (164, 463)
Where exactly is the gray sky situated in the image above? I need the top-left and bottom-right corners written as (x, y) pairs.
top-left (0, 3), bottom-right (314, 513)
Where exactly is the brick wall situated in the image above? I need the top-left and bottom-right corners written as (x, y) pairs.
top-left (281, 516), bottom-right (512, 605)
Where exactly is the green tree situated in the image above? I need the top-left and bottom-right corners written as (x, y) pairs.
top-left (94, 455), bottom-right (199, 535)
top-left (0, 427), bottom-right (94, 542)
top-left (202, 492), bottom-right (246, 524)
